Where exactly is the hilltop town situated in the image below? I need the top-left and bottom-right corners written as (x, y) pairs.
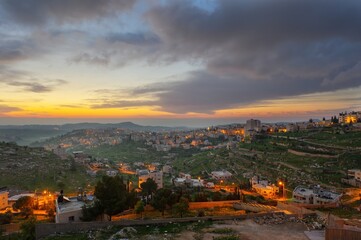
top-left (0, 111), bottom-right (361, 239)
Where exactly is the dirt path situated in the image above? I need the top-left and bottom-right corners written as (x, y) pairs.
top-left (287, 149), bottom-right (338, 158)
top-left (173, 219), bottom-right (309, 240)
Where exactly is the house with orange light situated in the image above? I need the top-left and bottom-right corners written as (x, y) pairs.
top-left (0, 187), bottom-right (9, 210)
top-left (338, 111), bottom-right (361, 124)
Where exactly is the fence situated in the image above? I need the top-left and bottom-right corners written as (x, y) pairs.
top-left (326, 228), bottom-right (361, 240)
top-left (277, 202), bottom-right (314, 217)
top-left (0, 223), bottom-right (20, 236)
top-left (189, 200), bottom-right (238, 209)
top-left (35, 212), bottom-right (290, 239)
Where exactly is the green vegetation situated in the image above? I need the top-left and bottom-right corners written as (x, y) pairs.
top-left (134, 200), bottom-right (145, 217)
top-left (93, 175), bottom-right (136, 221)
top-left (41, 220), bottom-right (214, 240)
top-left (0, 142), bottom-right (93, 192)
top-left (42, 234), bottom-right (87, 240)
top-left (74, 141), bottom-right (166, 164)
top-left (169, 127), bottom-right (361, 191)
top-left (13, 196), bottom-right (34, 219)
top-left (213, 235), bottom-right (240, 240)
top-left (211, 228), bottom-right (235, 234)
top-left (172, 197), bottom-right (189, 218)
top-left (317, 205), bottom-right (361, 219)
top-left (140, 178), bottom-right (158, 197)
top-left (151, 188), bottom-right (177, 216)
top-left (0, 129), bottom-right (66, 146)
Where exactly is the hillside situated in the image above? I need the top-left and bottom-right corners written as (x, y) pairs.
top-left (0, 128), bottom-right (67, 146)
top-left (0, 122), bottom-right (189, 146)
top-left (0, 142), bottom-right (93, 193)
top-left (172, 129), bottom-right (361, 191)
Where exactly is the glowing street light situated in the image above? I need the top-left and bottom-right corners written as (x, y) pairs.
top-left (278, 181), bottom-right (285, 199)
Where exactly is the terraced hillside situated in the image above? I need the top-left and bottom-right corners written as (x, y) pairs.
top-left (0, 142), bottom-right (92, 192)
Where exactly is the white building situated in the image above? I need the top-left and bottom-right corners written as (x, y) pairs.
top-left (106, 169), bottom-right (118, 177)
top-left (8, 193), bottom-right (35, 207)
top-left (162, 165), bottom-right (172, 174)
top-left (338, 111), bottom-right (360, 124)
top-left (348, 169), bottom-right (361, 181)
top-left (286, 123), bottom-right (298, 132)
top-left (179, 172), bottom-right (191, 179)
top-left (245, 119), bottom-right (261, 137)
top-left (211, 170), bottom-right (233, 180)
top-left (292, 186), bottom-right (342, 205)
top-left (173, 178), bottom-right (186, 187)
top-left (250, 176), bottom-right (279, 198)
top-left (55, 196), bottom-right (85, 223)
top-left (0, 187), bottom-right (9, 210)
top-left (138, 170), bottom-right (163, 188)
top-left (342, 169), bottom-right (361, 187)
top-left (205, 182), bottom-right (215, 189)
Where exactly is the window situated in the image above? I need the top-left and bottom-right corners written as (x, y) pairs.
top-left (68, 216), bottom-right (75, 222)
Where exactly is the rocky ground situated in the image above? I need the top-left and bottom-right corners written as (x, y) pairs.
top-left (81, 217), bottom-right (312, 240)
top-left (174, 219), bottom-right (309, 240)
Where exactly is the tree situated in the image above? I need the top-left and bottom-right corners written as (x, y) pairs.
top-left (172, 197), bottom-right (189, 218)
top-left (70, 158), bottom-right (77, 171)
top-left (13, 196), bottom-right (34, 219)
top-left (194, 192), bottom-right (208, 202)
top-left (134, 200), bottom-right (145, 218)
top-left (20, 216), bottom-right (36, 240)
top-left (126, 190), bottom-right (138, 209)
top-left (81, 200), bottom-right (104, 222)
top-left (151, 188), bottom-right (175, 216)
top-left (212, 191), bottom-right (222, 201)
top-left (140, 178), bottom-right (157, 199)
top-left (94, 175), bottom-right (128, 221)
top-left (0, 211), bottom-right (12, 224)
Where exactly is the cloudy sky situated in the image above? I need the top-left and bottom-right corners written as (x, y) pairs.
top-left (0, 0), bottom-right (360, 126)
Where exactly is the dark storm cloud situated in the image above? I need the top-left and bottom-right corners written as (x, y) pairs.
top-left (71, 52), bottom-right (112, 66)
top-left (0, 36), bottom-right (37, 63)
top-left (0, 0), bottom-right (136, 25)
top-left (6, 79), bottom-right (67, 93)
top-left (0, 66), bottom-right (68, 93)
top-left (91, 100), bottom-right (157, 109)
top-left (128, 71), bottom-right (321, 113)
top-left (141, 0), bottom-right (361, 113)
top-left (106, 32), bottom-right (161, 46)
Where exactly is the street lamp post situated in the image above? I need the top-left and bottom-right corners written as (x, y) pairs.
top-left (278, 181), bottom-right (285, 199)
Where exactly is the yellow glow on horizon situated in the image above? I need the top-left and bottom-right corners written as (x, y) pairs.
top-left (1, 86), bottom-right (360, 120)
top-left (6, 105), bottom-right (175, 118)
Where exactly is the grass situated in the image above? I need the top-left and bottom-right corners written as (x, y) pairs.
top-left (317, 206), bottom-right (361, 219)
top-left (213, 235), bottom-right (241, 240)
top-left (211, 228), bottom-right (235, 234)
top-left (0, 142), bottom-right (94, 192)
top-left (43, 234), bottom-right (88, 240)
top-left (76, 141), bottom-right (166, 164)
top-left (0, 129), bottom-right (66, 146)
top-left (41, 221), bottom-right (214, 240)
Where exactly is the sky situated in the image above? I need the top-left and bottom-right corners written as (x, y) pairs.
top-left (0, 0), bottom-right (360, 127)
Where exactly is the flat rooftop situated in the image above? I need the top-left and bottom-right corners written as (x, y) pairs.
top-left (293, 186), bottom-right (314, 196)
top-left (57, 198), bottom-right (85, 214)
top-left (294, 186), bottom-right (341, 200)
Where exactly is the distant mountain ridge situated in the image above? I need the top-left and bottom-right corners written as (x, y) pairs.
top-left (0, 122), bottom-right (189, 146)
top-left (0, 121), bottom-right (189, 132)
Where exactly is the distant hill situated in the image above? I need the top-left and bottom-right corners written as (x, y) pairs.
top-left (0, 142), bottom-right (91, 192)
top-left (0, 122), bottom-right (189, 145)
top-left (58, 121), bottom-right (189, 132)
top-left (0, 121), bottom-right (188, 131)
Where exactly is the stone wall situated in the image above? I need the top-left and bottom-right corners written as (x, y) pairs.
top-left (35, 213), bottom-right (284, 239)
